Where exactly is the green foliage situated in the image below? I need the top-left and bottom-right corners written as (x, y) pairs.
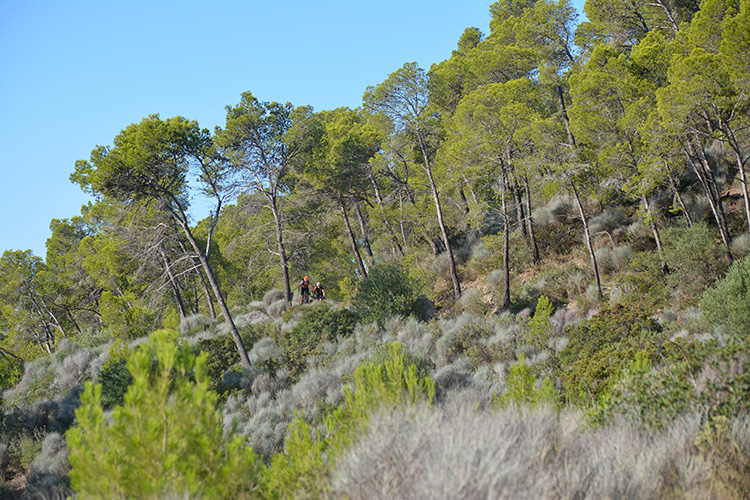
top-left (98, 290), bottom-right (154, 340)
top-left (98, 359), bottom-right (131, 410)
top-left (590, 335), bottom-right (750, 431)
top-left (525, 295), bottom-right (554, 348)
top-left (0, 355), bottom-right (23, 394)
top-left (98, 339), bottom-right (133, 409)
top-left (326, 342), bottom-right (435, 453)
top-left (664, 223), bottom-right (730, 304)
top-left (701, 255), bottom-right (750, 336)
top-left (495, 353), bottom-right (558, 408)
top-left (265, 342), bottom-right (434, 498)
top-left (278, 305), bottom-right (358, 380)
top-left (695, 414), bottom-right (750, 499)
top-left (618, 250), bottom-right (670, 309)
top-left (197, 334), bottom-right (241, 392)
top-left (66, 330), bottom-right (264, 498)
top-left (3, 358), bottom-right (55, 410)
top-left (529, 261), bottom-right (588, 304)
top-left (442, 322), bottom-right (497, 368)
top-left (558, 304), bottom-right (664, 405)
top-left (264, 415), bottom-right (327, 500)
top-left (352, 262), bottom-right (428, 325)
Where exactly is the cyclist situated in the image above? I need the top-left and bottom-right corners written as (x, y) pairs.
top-left (312, 282), bottom-right (326, 301)
top-left (298, 276), bottom-right (311, 304)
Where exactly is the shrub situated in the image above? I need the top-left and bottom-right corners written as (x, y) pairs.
top-left (2, 357), bottom-right (55, 409)
top-left (99, 339), bottom-right (132, 409)
top-left (263, 288), bottom-right (286, 308)
top-left (98, 358), bottom-right (131, 410)
top-left (265, 342), bottom-right (434, 499)
top-left (524, 295), bottom-right (554, 348)
top-left (196, 334), bottom-right (241, 393)
top-left (352, 263), bottom-right (429, 325)
top-left (494, 353), bottom-right (558, 408)
top-left (558, 304), bottom-right (664, 405)
top-left (0, 355), bottom-right (23, 396)
top-left (179, 313), bottom-right (215, 337)
top-left (701, 255), bottom-right (750, 337)
top-left (332, 403), bottom-right (718, 500)
top-left (67, 330), bottom-right (264, 498)
top-left (530, 262), bottom-right (587, 304)
top-left (663, 223), bottom-right (729, 304)
top-left (458, 288), bottom-right (493, 317)
top-left (587, 332), bottom-right (749, 430)
top-left (278, 305), bottom-right (358, 380)
top-left (27, 432), bottom-right (70, 495)
top-left (440, 321), bottom-right (495, 369)
top-left (618, 250), bottom-right (670, 310)
top-left (589, 207), bottom-right (629, 235)
top-left (730, 232), bottom-right (750, 257)
top-left (5, 430), bottom-right (43, 474)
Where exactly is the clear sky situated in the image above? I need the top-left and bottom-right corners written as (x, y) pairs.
top-left (0, 0), bottom-right (586, 259)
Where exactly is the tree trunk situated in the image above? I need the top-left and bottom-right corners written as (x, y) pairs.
top-left (524, 176), bottom-right (540, 264)
top-left (664, 161), bottom-right (693, 227)
top-left (501, 172), bottom-right (511, 308)
top-left (179, 240), bottom-right (216, 318)
top-left (684, 140), bottom-right (734, 261)
top-left (160, 247), bottom-right (187, 321)
top-left (642, 194), bottom-right (669, 275)
top-left (339, 194), bottom-right (368, 279)
top-left (269, 198), bottom-right (292, 303)
top-left (420, 139), bottom-right (461, 299)
top-left (177, 219), bottom-right (250, 368)
top-left (696, 139), bottom-right (732, 242)
top-left (569, 177), bottom-right (603, 298)
top-left (510, 172), bottom-right (527, 238)
top-left (723, 124), bottom-right (750, 233)
top-left (367, 167), bottom-right (404, 257)
top-left (354, 201), bottom-right (375, 264)
top-left (458, 184), bottom-right (471, 218)
top-left (556, 85), bottom-right (576, 147)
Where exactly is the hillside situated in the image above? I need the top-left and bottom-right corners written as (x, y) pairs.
top-left (2, 0), bottom-right (750, 498)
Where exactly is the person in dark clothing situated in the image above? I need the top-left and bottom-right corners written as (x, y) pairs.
top-left (312, 282), bottom-right (325, 301)
top-left (298, 276), bottom-right (311, 304)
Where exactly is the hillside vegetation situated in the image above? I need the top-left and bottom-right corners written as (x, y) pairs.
top-left (2, 0), bottom-right (750, 498)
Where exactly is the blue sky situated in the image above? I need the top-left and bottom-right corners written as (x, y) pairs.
top-left (0, 0), bottom-right (586, 259)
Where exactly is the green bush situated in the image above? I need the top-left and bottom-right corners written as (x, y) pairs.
top-left (494, 353), bottom-right (558, 408)
top-left (590, 335), bottom-right (750, 431)
top-left (67, 330), bottom-right (264, 499)
top-left (524, 295), bottom-right (554, 348)
top-left (530, 262), bottom-right (588, 304)
top-left (98, 359), bottom-right (131, 410)
top-left (558, 304), bottom-right (664, 405)
top-left (663, 223), bottom-right (730, 304)
top-left (352, 263), bottom-right (430, 325)
top-left (264, 342), bottom-right (434, 499)
top-left (617, 250), bottom-right (670, 310)
top-left (278, 305), bottom-right (358, 380)
top-left (197, 334), bottom-right (241, 392)
top-left (99, 339), bottom-right (132, 409)
top-left (0, 356), bottom-right (23, 395)
top-left (701, 255), bottom-right (750, 337)
top-left (442, 322), bottom-right (496, 368)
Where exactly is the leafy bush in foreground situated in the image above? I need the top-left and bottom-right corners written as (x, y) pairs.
top-left (332, 403), bottom-right (736, 500)
top-left (265, 342), bottom-right (435, 499)
top-left (67, 330), bottom-right (263, 499)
